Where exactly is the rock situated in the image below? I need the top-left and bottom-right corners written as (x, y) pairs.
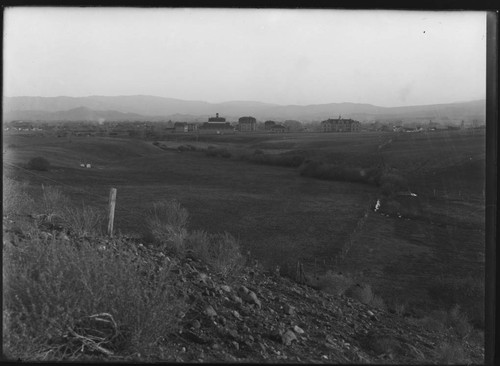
top-left (231, 294), bottom-right (243, 306)
top-left (191, 320), bottom-right (201, 329)
top-left (232, 310), bottom-right (243, 320)
top-left (241, 290), bottom-right (261, 308)
top-left (205, 305), bottom-right (217, 318)
top-left (282, 330), bottom-right (298, 346)
top-left (220, 285), bottom-right (232, 293)
top-left (228, 329), bottom-right (239, 339)
top-left (283, 304), bottom-right (295, 315)
top-left (293, 325), bottom-right (304, 334)
top-left (231, 341), bottom-right (239, 350)
top-left (237, 286), bottom-right (250, 296)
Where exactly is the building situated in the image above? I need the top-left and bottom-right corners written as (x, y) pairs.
top-left (321, 116), bottom-right (360, 132)
top-left (238, 116), bottom-right (257, 132)
top-left (174, 122), bottom-right (188, 132)
top-left (208, 113), bottom-right (226, 122)
top-left (271, 124), bottom-right (287, 133)
top-left (187, 123), bottom-right (198, 132)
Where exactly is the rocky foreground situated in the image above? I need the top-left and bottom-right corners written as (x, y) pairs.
top-left (3, 217), bottom-right (484, 363)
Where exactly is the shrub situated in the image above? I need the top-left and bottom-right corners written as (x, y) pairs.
top-left (427, 276), bottom-right (485, 328)
top-left (416, 305), bottom-right (473, 340)
top-left (309, 271), bottom-right (355, 296)
top-left (185, 229), bottom-right (210, 262)
top-left (27, 157), bottom-right (51, 171)
top-left (62, 203), bottom-right (105, 237)
top-left (370, 295), bottom-right (387, 311)
top-left (145, 200), bottom-right (189, 255)
top-left (345, 283), bottom-right (374, 304)
top-left (186, 230), bottom-right (245, 278)
top-left (3, 230), bottom-right (184, 360)
top-left (207, 232), bottom-right (245, 278)
top-left (39, 185), bottom-right (70, 222)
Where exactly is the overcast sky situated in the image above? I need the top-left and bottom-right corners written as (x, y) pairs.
top-left (3, 8), bottom-right (486, 107)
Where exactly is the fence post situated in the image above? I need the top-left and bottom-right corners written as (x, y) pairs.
top-left (107, 188), bottom-right (117, 238)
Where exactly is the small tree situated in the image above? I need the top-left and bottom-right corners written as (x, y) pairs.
top-left (27, 157), bottom-right (50, 171)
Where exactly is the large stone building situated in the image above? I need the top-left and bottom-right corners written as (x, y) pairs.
top-left (238, 116), bottom-right (257, 132)
top-left (208, 113), bottom-right (226, 122)
top-left (321, 116), bottom-right (360, 132)
top-left (199, 113), bottom-right (234, 134)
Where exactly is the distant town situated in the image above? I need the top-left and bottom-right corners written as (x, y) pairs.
top-left (3, 112), bottom-right (485, 139)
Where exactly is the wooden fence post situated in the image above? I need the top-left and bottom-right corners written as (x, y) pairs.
top-left (107, 188), bottom-right (117, 238)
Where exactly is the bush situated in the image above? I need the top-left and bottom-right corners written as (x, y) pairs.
top-left (145, 200), bottom-right (189, 254)
top-left (345, 283), bottom-right (375, 304)
top-left (186, 231), bottom-right (244, 278)
top-left (309, 271), bottom-right (355, 296)
top-left (27, 157), bottom-right (51, 171)
top-left (3, 230), bottom-right (184, 360)
top-left (39, 185), bottom-right (70, 222)
top-left (427, 276), bottom-right (485, 328)
top-left (207, 232), bottom-right (245, 277)
top-left (416, 305), bottom-right (473, 340)
top-left (62, 204), bottom-right (105, 237)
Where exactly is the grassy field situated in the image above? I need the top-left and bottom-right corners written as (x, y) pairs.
top-left (3, 129), bottom-right (486, 320)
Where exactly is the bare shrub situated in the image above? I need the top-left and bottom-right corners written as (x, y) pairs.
top-left (310, 271), bottom-right (355, 296)
top-left (370, 295), bottom-right (387, 311)
top-left (206, 232), bottom-right (245, 278)
top-left (27, 157), bottom-right (51, 171)
top-left (416, 305), bottom-right (473, 340)
top-left (185, 229), bottom-right (210, 261)
top-left (3, 230), bottom-right (184, 360)
top-left (40, 185), bottom-right (70, 221)
top-left (62, 204), bottom-right (105, 237)
top-left (345, 283), bottom-right (374, 304)
top-left (185, 230), bottom-right (244, 278)
top-left (145, 200), bottom-right (189, 254)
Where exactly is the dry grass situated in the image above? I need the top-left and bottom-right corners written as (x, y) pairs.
top-left (145, 200), bottom-right (189, 254)
top-left (185, 230), bottom-right (245, 279)
top-left (62, 204), bottom-right (105, 237)
top-left (3, 177), bottom-right (34, 216)
top-left (3, 227), bottom-right (184, 361)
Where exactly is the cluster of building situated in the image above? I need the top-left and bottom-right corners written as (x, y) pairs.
top-left (169, 114), bottom-right (362, 134)
top-left (173, 113), bottom-right (288, 134)
top-left (320, 116), bottom-right (361, 132)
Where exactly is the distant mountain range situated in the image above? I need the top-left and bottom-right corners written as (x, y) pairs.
top-left (2, 95), bottom-right (486, 124)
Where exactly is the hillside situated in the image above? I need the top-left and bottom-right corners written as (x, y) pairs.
top-left (2, 213), bottom-right (484, 363)
top-left (3, 95), bottom-right (485, 123)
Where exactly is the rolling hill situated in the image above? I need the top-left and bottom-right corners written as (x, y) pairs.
top-left (3, 95), bottom-right (485, 123)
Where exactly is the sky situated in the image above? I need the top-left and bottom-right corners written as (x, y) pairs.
top-left (3, 8), bottom-right (487, 107)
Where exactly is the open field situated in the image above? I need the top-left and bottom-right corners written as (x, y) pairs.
top-left (3, 129), bottom-right (485, 317)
